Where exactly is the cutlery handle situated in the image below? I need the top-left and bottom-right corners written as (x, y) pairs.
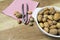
top-left (22, 4), bottom-right (25, 23)
top-left (25, 4), bottom-right (29, 24)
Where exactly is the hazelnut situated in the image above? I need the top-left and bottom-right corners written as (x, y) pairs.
top-left (50, 25), bottom-right (56, 29)
top-left (44, 27), bottom-right (49, 33)
top-left (56, 23), bottom-right (60, 28)
top-left (37, 15), bottom-right (42, 22)
top-left (49, 7), bottom-right (56, 14)
top-left (49, 29), bottom-right (57, 35)
top-left (48, 15), bottom-right (53, 20)
top-left (29, 17), bottom-right (34, 22)
top-left (44, 22), bottom-right (49, 28)
top-left (14, 11), bottom-right (22, 18)
top-left (28, 11), bottom-right (32, 14)
top-left (39, 23), bottom-right (44, 28)
top-left (54, 12), bottom-right (60, 20)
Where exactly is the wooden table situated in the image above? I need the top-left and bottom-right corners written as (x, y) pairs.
top-left (0, 0), bottom-right (60, 40)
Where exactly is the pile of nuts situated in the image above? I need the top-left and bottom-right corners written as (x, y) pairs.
top-left (14, 11), bottom-right (34, 26)
top-left (37, 7), bottom-right (60, 35)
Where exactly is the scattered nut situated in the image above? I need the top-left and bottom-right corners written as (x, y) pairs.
top-left (28, 11), bottom-right (32, 14)
top-left (44, 27), bottom-right (49, 33)
top-left (49, 29), bottom-right (57, 35)
top-left (14, 11), bottom-right (22, 18)
top-left (29, 17), bottom-right (34, 22)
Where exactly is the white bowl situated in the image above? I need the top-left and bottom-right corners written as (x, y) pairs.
top-left (32, 6), bottom-right (60, 38)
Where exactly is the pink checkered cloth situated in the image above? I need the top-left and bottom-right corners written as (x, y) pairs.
top-left (2, 0), bottom-right (39, 21)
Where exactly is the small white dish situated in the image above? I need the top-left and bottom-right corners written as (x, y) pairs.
top-left (32, 6), bottom-right (60, 38)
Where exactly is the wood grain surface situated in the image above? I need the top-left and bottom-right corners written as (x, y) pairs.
top-left (0, 0), bottom-right (60, 40)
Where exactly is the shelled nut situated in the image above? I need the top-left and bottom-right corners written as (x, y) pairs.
top-left (39, 23), bottom-right (44, 28)
top-left (44, 22), bottom-right (49, 28)
top-left (54, 12), bottom-right (60, 20)
top-left (28, 11), bottom-right (32, 14)
top-left (56, 23), bottom-right (60, 29)
top-left (49, 29), bottom-right (57, 35)
top-left (48, 15), bottom-right (53, 20)
top-left (37, 15), bottom-right (42, 22)
top-left (44, 27), bottom-right (49, 33)
top-left (14, 11), bottom-right (22, 18)
top-left (50, 25), bottom-right (56, 29)
top-left (29, 17), bottom-right (34, 22)
top-left (49, 7), bottom-right (56, 14)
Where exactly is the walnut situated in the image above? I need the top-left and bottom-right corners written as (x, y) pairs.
top-left (49, 29), bottom-right (57, 35)
top-left (29, 17), bottom-right (34, 22)
top-left (43, 8), bottom-right (49, 11)
top-left (47, 19), bottom-right (53, 25)
top-left (44, 27), bottom-right (49, 33)
top-left (54, 12), bottom-right (60, 20)
top-left (14, 11), bottom-right (22, 18)
top-left (44, 22), bottom-right (49, 28)
top-left (50, 25), bottom-right (56, 29)
top-left (49, 7), bottom-right (56, 14)
top-left (44, 15), bottom-right (48, 18)
top-left (39, 23), bottom-right (44, 28)
top-left (37, 15), bottom-right (42, 22)
top-left (42, 17), bottom-right (47, 22)
top-left (56, 23), bottom-right (60, 28)
top-left (44, 11), bottom-right (49, 15)
top-left (48, 15), bottom-right (53, 20)
top-left (28, 11), bottom-right (32, 14)
top-left (53, 21), bottom-right (57, 25)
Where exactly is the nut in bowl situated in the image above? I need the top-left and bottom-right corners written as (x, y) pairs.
top-left (32, 6), bottom-right (60, 38)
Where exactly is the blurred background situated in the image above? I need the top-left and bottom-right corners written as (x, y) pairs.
top-left (0, 0), bottom-right (60, 40)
